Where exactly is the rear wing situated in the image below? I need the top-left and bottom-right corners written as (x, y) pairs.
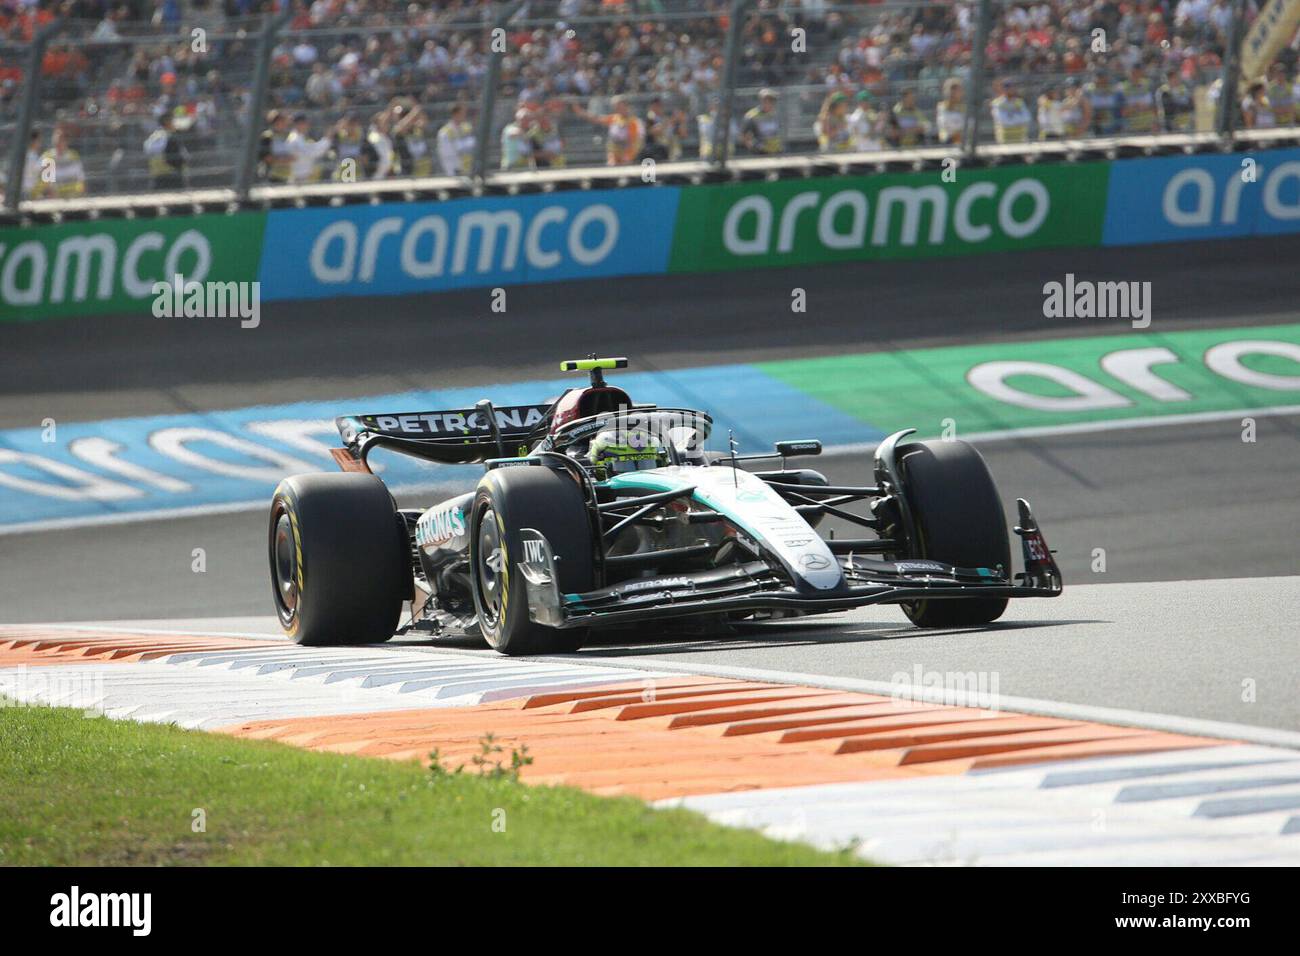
top-left (333, 403), bottom-right (552, 469)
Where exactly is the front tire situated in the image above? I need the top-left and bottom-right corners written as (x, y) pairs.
top-left (897, 440), bottom-right (1010, 627)
top-left (470, 466), bottom-right (594, 655)
top-left (269, 473), bottom-right (410, 645)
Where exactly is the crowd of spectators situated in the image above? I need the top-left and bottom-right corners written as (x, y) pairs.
top-left (251, 0), bottom-right (736, 179)
top-left (2, 0), bottom-right (1298, 197)
top-left (1, 0), bottom-right (263, 195)
top-left (788, 0), bottom-right (1297, 151)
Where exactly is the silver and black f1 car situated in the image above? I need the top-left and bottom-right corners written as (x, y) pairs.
top-left (268, 357), bottom-right (1062, 655)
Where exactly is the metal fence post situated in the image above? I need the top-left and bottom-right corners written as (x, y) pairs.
top-left (4, 20), bottom-right (66, 211)
top-left (714, 0), bottom-right (753, 173)
top-left (963, 0), bottom-right (993, 161)
top-left (1215, 0), bottom-right (1248, 139)
top-left (235, 7), bottom-right (292, 200)
top-left (473, 0), bottom-right (526, 182)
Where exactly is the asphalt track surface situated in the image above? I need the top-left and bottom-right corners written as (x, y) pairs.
top-left (2, 237), bottom-right (1298, 731)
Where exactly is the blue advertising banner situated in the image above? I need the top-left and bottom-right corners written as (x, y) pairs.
top-left (257, 186), bottom-right (681, 299)
top-left (1103, 148), bottom-right (1300, 245)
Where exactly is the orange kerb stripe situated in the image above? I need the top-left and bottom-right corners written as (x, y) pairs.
top-left (0, 627), bottom-right (277, 665)
top-left (221, 679), bottom-right (1225, 799)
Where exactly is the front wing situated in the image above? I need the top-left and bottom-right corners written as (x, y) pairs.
top-left (517, 499), bottom-right (1063, 630)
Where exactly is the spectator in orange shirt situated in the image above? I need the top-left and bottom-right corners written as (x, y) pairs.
top-left (1062, 38), bottom-right (1087, 74)
top-left (0, 53), bottom-right (23, 87)
top-left (41, 43), bottom-right (89, 99)
top-left (1145, 12), bottom-right (1169, 45)
top-left (572, 95), bottom-right (644, 166)
top-left (13, 3), bottom-right (55, 43)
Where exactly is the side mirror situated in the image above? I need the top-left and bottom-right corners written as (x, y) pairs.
top-left (775, 439), bottom-right (822, 458)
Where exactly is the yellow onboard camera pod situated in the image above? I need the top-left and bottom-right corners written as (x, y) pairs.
top-left (559, 358), bottom-right (629, 372)
top-left (561, 357), bottom-right (629, 386)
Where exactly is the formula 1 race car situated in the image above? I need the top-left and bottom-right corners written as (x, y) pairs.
top-left (268, 357), bottom-right (1062, 654)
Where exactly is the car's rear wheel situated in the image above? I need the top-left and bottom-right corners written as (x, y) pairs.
top-left (470, 466), bottom-right (593, 655)
top-left (269, 473), bottom-right (410, 645)
top-left (897, 439), bottom-right (1010, 627)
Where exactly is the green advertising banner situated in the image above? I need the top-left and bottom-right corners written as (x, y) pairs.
top-left (668, 161), bottom-right (1110, 272)
top-left (0, 212), bottom-right (266, 322)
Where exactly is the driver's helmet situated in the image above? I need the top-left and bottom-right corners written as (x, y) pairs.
top-left (587, 426), bottom-right (668, 477)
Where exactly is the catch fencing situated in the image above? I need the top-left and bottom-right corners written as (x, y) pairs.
top-left (2, 0), bottom-right (1297, 212)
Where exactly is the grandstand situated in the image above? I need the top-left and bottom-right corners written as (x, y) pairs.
top-left (1, 0), bottom-right (1297, 204)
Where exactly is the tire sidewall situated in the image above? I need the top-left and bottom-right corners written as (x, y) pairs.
top-left (269, 490), bottom-right (304, 641)
top-left (469, 490), bottom-right (524, 651)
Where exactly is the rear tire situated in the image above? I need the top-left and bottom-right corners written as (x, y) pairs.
top-left (897, 440), bottom-right (1010, 627)
top-left (269, 473), bottom-right (410, 645)
top-left (469, 466), bottom-right (594, 655)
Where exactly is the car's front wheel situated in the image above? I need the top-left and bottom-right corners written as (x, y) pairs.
top-left (469, 466), bottom-right (593, 655)
top-left (896, 439), bottom-right (1011, 628)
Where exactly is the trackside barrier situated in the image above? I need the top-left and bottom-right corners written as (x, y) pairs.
top-left (3, 148), bottom-right (1300, 321)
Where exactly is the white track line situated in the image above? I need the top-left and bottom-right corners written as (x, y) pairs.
top-left (13, 621), bottom-right (291, 640)
top-left (0, 500), bottom-right (273, 537)
top-left (0, 478), bottom-right (465, 537)
top-left (813, 403), bottom-right (1300, 458)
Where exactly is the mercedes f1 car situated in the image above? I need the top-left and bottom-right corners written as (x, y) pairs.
top-left (268, 357), bottom-right (1062, 654)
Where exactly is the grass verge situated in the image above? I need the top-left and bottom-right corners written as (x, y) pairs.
top-left (0, 700), bottom-right (866, 866)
